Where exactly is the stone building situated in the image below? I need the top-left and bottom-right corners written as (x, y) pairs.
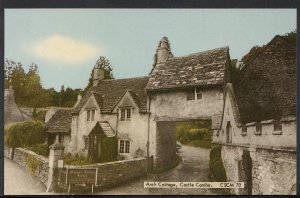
top-left (4, 86), bottom-right (31, 126)
top-left (212, 35), bottom-right (296, 195)
top-left (45, 37), bottom-right (229, 165)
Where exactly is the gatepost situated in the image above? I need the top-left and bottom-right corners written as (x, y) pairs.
top-left (46, 135), bottom-right (64, 192)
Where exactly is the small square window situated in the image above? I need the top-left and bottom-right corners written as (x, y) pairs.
top-left (274, 122), bottom-right (282, 131)
top-left (196, 89), bottom-right (202, 100)
top-left (187, 91), bottom-right (195, 100)
top-left (256, 123), bottom-right (262, 132)
top-left (119, 140), bottom-right (130, 154)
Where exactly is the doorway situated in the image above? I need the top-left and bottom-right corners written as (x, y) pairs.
top-left (238, 150), bottom-right (252, 195)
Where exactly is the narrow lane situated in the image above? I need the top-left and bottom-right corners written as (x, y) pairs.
top-left (97, 145), bottom-right (215, 195)
top-left (4, 158), bottom-right (46, 195)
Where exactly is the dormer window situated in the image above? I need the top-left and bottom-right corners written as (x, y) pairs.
top-left (86, 109), bottom-right (96, 121)
top-left (187, 88), bottom-right (202, 100)
top-left (120, 108), bottom-right (132, 121)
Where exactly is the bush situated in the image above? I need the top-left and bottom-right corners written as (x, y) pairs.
top-left (209, 145), bottom-right (226, 182)
top-left (176, 121), bottom-right (212, 147)
top-left (25, 155), bottom-right (41, 175)
top-left (26, 143), bottom-right (49, 157)
top-left (33, 110), bottom-right (47, 123)
top-left (64, 153), bottom-right (96, 166)
top-left (4, 120), bottom-right (45, 148)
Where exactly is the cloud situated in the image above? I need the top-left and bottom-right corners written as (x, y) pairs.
top-left (32, 34), bottom-right (101, 62)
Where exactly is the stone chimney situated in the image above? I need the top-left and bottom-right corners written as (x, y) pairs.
top-left (153, 37), bottom-right (173, 67)
top-left (73, 94), bottom-right (82, 108)
top-left (93, 67), bottom-right (105, 87)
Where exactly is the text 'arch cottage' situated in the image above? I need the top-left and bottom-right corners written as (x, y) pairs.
top-left (45, 35), bottom-right (296, 195)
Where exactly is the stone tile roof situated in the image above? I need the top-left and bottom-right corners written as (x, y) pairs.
top-left (99, 121), bottom-right (115, 137)
top-left (146, 47), bottom-right (229, 90)
top-left (72, 76), bottom-right (149, 114)
top-left (233, 36), bottom-right (296, 123)
top-left (45, 109), bottom-right (72, 133)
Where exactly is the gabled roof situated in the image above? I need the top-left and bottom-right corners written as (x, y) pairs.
top-left (146, 47), bottom-right (229, 91)
top-left (233, 35), bottom-right (296, 123)
top-left (89, 121), bottom-right (115, 137)
top-left (72, 76), bottom-right (149, 114)
top-left (45, 109), bottom-right (72, 133)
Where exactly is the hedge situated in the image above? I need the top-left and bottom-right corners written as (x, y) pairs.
top-left (4, 120), bottom-right (45, 148)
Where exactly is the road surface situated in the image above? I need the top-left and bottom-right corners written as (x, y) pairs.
top-left (4, 145), bottom-right (214, 195)
top-left (96, 145), bottom-right (215, 195)
top-left (4, 158), bottom-right (47, 195)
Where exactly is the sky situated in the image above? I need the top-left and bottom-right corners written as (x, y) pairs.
top-left (5, 9), bottom-right (296, 91)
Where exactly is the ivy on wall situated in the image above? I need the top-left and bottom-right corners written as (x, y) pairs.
top-left (101, 137), bottom-right (118, 163)
top-left (25, 155), bottom-right (41, 175)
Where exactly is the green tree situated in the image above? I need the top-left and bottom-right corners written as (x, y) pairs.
top-left (83, 56), bottom-right (114, 94)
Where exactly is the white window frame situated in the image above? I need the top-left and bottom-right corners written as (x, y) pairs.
top-left (119, 139), bottom-right (131, 154)
top-left (119, 108), bottom-right (132, 121)
top-left (86, 108), bottom-right (96, 121)
top-left (187, 88), bottom-right (203, 100)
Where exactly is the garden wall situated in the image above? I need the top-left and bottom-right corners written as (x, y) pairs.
top-left (12, 147), bottom-right (49, 187)
top-left (4, 146), bottom-right (14, 159)
top-left (60, 157), bottom-right (151, 191)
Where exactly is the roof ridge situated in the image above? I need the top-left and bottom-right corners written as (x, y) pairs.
top-left (170, 46), bottom-right (229, 60)
top-left (99, 76), bottom-right (149, 82)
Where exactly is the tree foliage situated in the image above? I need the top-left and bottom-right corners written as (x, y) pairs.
top-left (83, 56), bottom-right (114, 94)
top-left (4, 120), bottom-right (45, 148)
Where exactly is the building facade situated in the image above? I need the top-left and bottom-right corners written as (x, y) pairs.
top-left (212, 36), bottom-right (296, 195)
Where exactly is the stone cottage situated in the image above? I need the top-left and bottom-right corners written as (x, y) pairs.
top-left (45, 37), bottom-right (230, 166)
top-left (212, 35), bottom-right (296, 195)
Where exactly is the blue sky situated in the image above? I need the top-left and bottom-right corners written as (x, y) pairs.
top-left (5, 9), bottom-right (296, 91)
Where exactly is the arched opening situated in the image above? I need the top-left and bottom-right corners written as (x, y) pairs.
top-left (226, 121), bottom-right (232, 143)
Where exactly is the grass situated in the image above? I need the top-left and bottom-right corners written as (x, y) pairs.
top-left (64, 154), bottom-right (97, 166)
top-left (186, 139), bottom-right (211, 148)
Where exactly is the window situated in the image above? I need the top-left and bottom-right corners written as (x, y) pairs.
top-left (120, 109), bottom-right (125, 121)
top-left (84, 136), bottom-right (89, 150)
top-left (59, 135), bottom-right (64, 143)
top-left (126, 109), bottom-right (131, 120)
top-left (86, 109), bottom-right (96, 121)
top-left (91, 109), bottom-right (95, 121)
top-left (87, 110), bottom-right (91, 121)
top-left (242, 126), bottom-right (247, 133)
top-left (187, 88), bottom-right (202, 100)
top-left (196, 89), bottom-right (202, 100)
top-left (274, 122), bottom-right (282, 131)
top-left (120, 108), bottom-right (132, 121)
top-left (119, 140), bottom-right (130, 154)
top-left (256, 123), bottom-right (262, 133)
top-left (187, 90), bottom-right (195, 100)
top-left (226, 121), bottom-right (232, 143)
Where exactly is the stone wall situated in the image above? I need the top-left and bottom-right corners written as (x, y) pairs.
top-left (4, 146), bottom-right (14, 159)
top-left (13, 148), bottom-right (49, 187)
top-left (252, 148), bottom-right (296, 195)
top-left (60, 157), bottom-right (150, 191)
top-left (220, 144), bottom-right (296, 195)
